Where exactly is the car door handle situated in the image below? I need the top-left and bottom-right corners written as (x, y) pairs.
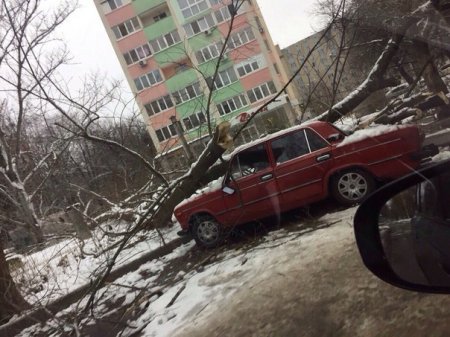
top-left (316, 153), bottom-right (331, 162)
top-left (260, 174), bottom-right (273, 181)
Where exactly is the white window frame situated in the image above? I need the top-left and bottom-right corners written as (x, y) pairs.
top-left (214, 6), bottom-right (231, 23)
top-left (183, 13), bottom-right (215, 37)
top-left (134, 69), bottom-right (163, 91)
top-left (155, 124), bottom-right (178, 142)
top-left (195, 41), bottom-right (223, 63)
top-left (246, 81), bottom-right (277, 104)
top-left (101, 0), bottom-right (129, 13)
top-left (144, 95), bottom-right (174, 116)
top-left (149, 30), bottom-right (181, 53)
top-left (212, 67), bottom-right (237, 89)
top-left (235, 54), bottom-right (265, 77)
top-left (217, 94), bottom-right (248, 116)
top-left (177, 0), bottom-right (209, 19)
top-left (123, 43), bottom-right (152, 65)
top-left (112, 17), bottom-right (141, 39)
top-left (227, 26), bottom-right (255, 49)
top-left (183, 111), bottom-right (206, 130)
top-left (171, 82), bottom-right (202, 105)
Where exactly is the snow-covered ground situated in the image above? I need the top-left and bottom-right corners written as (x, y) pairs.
top-left (12, 221), bottom-right (180, 305)
top-left (16, 207), bottom-right (357, 337)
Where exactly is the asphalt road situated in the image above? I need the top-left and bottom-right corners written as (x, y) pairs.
top-left (174, 219), bottom-right (450, 337)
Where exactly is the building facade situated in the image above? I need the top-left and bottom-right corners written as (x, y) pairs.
top-left (94, 0), bottom-right (299, 166)
top-left (280, 28), bottom-right (387, 120)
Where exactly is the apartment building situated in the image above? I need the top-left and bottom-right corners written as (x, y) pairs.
top-left (94, 0), bottom-right (299, 167)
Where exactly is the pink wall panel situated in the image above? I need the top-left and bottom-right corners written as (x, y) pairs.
top-left (239, 68), bottom-right (271, 91)
top-left (128, 59), bottom-right (160, 77)
top-left (137, 83), bottom-right (169, 103)
top-left (229, 40), bottom-right (261, 63)
top-left (117, 31), bottom-right (148, 52)
top-left (217, 14), bottom-right (249, 37)
top-left (148, 108), bottom-right (176, 129)
top-left (105, 4), bottom-right (136, 27)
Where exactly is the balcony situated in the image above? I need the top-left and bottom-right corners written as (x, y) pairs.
top-left (132, 0), bottom-right (166, 15)
top-left (143, 16), bottom-right (176, 41)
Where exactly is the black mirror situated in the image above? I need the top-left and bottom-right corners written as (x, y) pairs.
top-left (354, 159), bottom-right (450, 293)
top-left (327, 133), bottom-right (342, 142)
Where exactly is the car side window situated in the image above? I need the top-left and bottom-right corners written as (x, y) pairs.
top-left (305, 129), bottom-right (329, 152)
top-left (271, 130), bottom-right (309, 164)
top-left (230, 144), bottom-right (270, 179)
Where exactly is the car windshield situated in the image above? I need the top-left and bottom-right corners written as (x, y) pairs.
top-left (2, 0), bottom-right (450, 336)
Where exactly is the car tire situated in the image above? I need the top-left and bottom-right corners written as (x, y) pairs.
top-left (331, 169), bottom-right (375, 206)
top-left (191, 215), bottom-right (225, 248)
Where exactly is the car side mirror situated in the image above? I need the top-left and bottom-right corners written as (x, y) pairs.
top-left (354, 159), bottom-right (450, 293)
top-left (327, 133), bottom-right (342, 142)
top-left (222, 186), bottom-right (235, 195)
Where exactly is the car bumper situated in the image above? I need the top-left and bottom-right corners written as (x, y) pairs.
top-left (177, 229), bottom-right (191, 237)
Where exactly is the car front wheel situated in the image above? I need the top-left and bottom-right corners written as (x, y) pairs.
top-left (191, 215), bottom-right (225, 248)
top-left (331, 169), bottom-right (375, 206)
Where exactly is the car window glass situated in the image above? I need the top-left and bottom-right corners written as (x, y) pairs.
top-left (271, 130), bottom-right (309, 164)
top-left (230, 144), bottom-right (270, 179)
top-left (305, 128), bottom-right (328, 152)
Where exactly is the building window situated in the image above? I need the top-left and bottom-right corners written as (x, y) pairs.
top-left (134, 69), bottom-right (163, 91)
top-left (214, 6), bottom-right (231, 23)
top-left (101, 0), bottom-right (126, 12)
top-left (171, 82), bottom-right (202, 105)
top-left (209, 0), bottom-right (220, 5)
top-left (149, 30), bottom-right (181, 53)
top-left (183, 111), bottom-right (206, 130)
top-left (177, 0), bottom-right (209, 19)
top-left (195, 41), bottom-right (223, 63)
top-left (247, 81), bottom-right (277, 103)
top-left (271, 130), bottom-right (309, 164)
top-left (155, 124), bottom-right (177, 142)
top-left (111, 17), bottom-right (141, 39)
top-left (183, 13), bottom-right (215, 37)
top-left (208, 67), bottom-right (237, 90)
top-left (235, 54), bottom-right (264, 77)
top-left (123, 43), bottom-right (152, 65)
top-left (153, 12), bottom-right (168, 22)
top-left (227, 26), bottom-right (255, 49)
top-left (144, 95), bottom-right (174, 116)
top-left (217, 94), bottom-right (248, 116)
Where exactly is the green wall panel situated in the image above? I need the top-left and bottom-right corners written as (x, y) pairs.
top-left (144, 16), bottom-right (176, 40)
top-left (188, 30), bottom-right (222, 50)
top-left (165, 69), bottom-right (199, 92)
top-left (132, 0), bottom-right (166, 15)
top-left (176, 96), bottom-right (208, 119)
top-left (211, 82), bottom-right (245, 104)
top-left (153, 42), bottom-right (187, 66)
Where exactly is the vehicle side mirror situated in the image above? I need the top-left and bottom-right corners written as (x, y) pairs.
top-left (222, 186), bottom-right (235, 195)
top-left (354, 159), bottom-right (450, 293)
top-left (327, 133), bottom-right (342, 142)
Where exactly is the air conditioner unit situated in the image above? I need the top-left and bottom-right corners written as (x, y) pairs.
top-left (204, 30), bottom-right (211, 36)
top-left (139, 60), bottom-right (147, 67)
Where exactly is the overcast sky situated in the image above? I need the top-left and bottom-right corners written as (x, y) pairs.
top-left (57, 0), bottom-right (322, 89)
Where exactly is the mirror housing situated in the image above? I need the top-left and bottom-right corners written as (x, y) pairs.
top-left (354, 159), bottom-right (450, 294)
top-left (222, 186), bottom-right (235, 195)
top-left (327, 133), bottom-right (342, 142)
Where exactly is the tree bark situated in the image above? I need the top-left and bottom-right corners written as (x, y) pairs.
top-left (0, 240), bottom-right (30, 324)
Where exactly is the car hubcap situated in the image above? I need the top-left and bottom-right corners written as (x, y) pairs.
top-left (338, 173), bottom-right (368, 201)
top-left (197, 220), bottom-right (219, 243)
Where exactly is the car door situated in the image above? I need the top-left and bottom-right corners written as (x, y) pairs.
top-left (222, 143), bottom-right (280, 226)
top-left (270, 128), bottom-right (333, 211)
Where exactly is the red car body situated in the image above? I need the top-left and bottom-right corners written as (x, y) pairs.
top-left (174, 121), bottom-right (434, 243)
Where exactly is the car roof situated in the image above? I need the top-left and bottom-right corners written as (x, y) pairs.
top-left (230, 120), bottom-right (329, 156)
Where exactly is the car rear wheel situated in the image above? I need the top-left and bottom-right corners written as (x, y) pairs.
top-left (331, 169), bottom-right (375, 206)
top-left (191, 215), bottom-right (225, 248)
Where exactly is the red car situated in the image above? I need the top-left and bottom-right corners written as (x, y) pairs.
top-left (174, 121), bottom-right (437, 248)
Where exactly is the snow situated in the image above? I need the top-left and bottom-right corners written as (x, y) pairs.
top-left (337, 124), bottom-right (407, 147)
top-left (432, 148), bottom-right (450, 162)
top-left (13, 222), bottom-right (180, 305)
top-left (14, 207), bottom-right (356, 337)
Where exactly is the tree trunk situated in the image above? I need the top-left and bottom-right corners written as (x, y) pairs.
top-left (0, 240), bottom-right (30, 324)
